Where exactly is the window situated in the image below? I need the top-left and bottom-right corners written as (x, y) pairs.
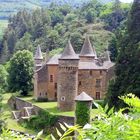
top-left (79, 81), bottom-right (82, 86)
top-left (96, 92), bottom-right (100, 100)
top-left (96, 79), bottom-right (101, 87)
top-left (50, 75), bottom-right (53, 82)
top-left (55, 83), bottom-right (57, 89)
top-left (100, 70), bottom-right (102, 75)
top-left (55, 92), bottom-right (57, 99)
top-left (90, 70), bottom-right (92, 76)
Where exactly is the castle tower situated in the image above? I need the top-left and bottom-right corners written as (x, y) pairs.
top-left (34, 46), bottom-right (43, 70)
top-left (80, 35), bottom-right (97, 61)
top-left (57, 40), bottom-right (79, 111)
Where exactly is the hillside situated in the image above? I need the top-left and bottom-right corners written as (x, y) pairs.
top-left (0, 0), bottom-right (113, 20)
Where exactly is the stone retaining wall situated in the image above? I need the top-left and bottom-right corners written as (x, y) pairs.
top-left (8, 96), bottom-right (74, 125)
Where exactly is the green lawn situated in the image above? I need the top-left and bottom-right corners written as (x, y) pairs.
top-left (18, 94), bottom-right (100, 118)
top-left (1, 93), bottom-right (37, 135)
top-left (0, 20), bottom-right (8, 40)
top-left (21, 96), bottom-right (75, 117)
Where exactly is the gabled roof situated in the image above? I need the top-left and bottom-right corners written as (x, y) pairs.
top-left (75, 92), bottom-right (93, 101)
top-left (80, 35), bottom-right (95, 57)
top-left (60, 40), bottom-right (79, 60)
top-left (35, 46), bottom-right (43, 60)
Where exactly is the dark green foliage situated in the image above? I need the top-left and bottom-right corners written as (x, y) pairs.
top-left (0, 93), bottom-right (3, 133)
top-left (106, 0), bottom-right (140, 109)
top-left (0, 64), bottom-right (8, 92)
top-left (7, 50), bottom-right (34, 96)
top-left (23, 110), bottom-right (58, 131)
top-left (108, 35), bottom-right (118, 62)
top-left (101, 1), bottom-right (130, 31)
top-left (75, 101), bottom-right (91, 126)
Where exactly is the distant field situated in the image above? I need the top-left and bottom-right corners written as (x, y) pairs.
top-left (0, 20), bottom-right (8, 40)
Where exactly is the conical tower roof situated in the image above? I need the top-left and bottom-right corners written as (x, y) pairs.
top-left (35, 46), bottom-right (43, 60)
top-left (60, 40), bottom-right (79, 59)
top-left (75, 92), bottom-right (93, 101)
top-left (80, 35), bottom-right (95, 57)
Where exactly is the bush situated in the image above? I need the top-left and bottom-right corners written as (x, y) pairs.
top-left (75, 101), bottom-right (91, 126)
top-left (22, 110), bottom-right (58, 131)
top-left (92, 100), bottom-right (104, 109)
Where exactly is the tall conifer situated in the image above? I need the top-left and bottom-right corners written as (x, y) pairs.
top-left (106, 0), bottom-right (140, 108)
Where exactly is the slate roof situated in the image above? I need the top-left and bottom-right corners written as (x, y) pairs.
top-left (80, 35), bottom-right (95, 57)
top-left (35, 46), bottom-right (43, 60)
top-left (75, 92), bottom-right (93, 101)
top-left (45, 54), bottom-right (114, 70)
top-left (60, 40), bottom-right (79, 60)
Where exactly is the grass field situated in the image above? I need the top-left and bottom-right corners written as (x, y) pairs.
top-left (0, 20), bottom-right (8, 40)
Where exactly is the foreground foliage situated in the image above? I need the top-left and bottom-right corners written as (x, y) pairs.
top-left (50, 94), bottom-right (140, 140)
top-left (0, 94), bottom-right (140, 139)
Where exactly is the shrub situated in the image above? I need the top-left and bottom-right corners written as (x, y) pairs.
top-left (22, 110), bottom-right (58, 131)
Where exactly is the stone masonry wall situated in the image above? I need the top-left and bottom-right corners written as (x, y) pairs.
top-left (57, 59), bottom-right (79, 111)
top-left (8, 96), bottom-right (74, 125)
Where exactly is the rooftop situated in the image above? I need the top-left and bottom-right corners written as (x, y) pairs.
top-left (60, 40), bottom-right (79, 60)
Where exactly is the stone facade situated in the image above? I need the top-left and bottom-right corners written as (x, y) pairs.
top-left (34, 36), bottom-right (115, 111)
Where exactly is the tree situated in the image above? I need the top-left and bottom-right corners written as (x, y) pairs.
top-left (106, 0), bottom-right (140, 109)
top-left (108, 35), bottom-right (118, 62)
top-left (14, 32), bottom-right (33, 52)
top-left (0, 65), bottom-right (8, 92)
top-left (85, 9), bottom-right (95, 23)
top-left (8, 50), bottom-right (34, 96)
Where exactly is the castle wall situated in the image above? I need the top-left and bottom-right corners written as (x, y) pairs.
top-left (34, 65), bottom-right (48, 101)
top-left (78, 69), bottom-right (107, 99)
top-left (57, 59), bottom-right (79, 111)
top-left (47, 65), bottom-right (58, 101)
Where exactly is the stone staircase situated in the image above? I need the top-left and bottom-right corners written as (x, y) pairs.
top-left (12, 106), bottom-right (36, 121)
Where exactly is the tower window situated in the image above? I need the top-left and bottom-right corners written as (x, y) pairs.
top-left (50, 75), bottom-right (53, 82)
top-left (96, 92), bottom-right (100, 100)
top-left (96, 79), bottom-right (101, 87)
top-left (90, 70), bottom-right (92, 76)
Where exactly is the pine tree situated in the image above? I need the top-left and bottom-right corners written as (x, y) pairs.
top-left (106, 0), bottom-right (140, 109)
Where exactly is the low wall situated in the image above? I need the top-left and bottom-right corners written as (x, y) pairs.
top-left (58, 115), bottom-right (74, 125)
top-left (8, 96), bottom-right (74, 125)
top-left (8, 96), bottom-right (32, 110)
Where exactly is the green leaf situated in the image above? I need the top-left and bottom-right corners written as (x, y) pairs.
top-left (56, 128), bottom-right (62, 137)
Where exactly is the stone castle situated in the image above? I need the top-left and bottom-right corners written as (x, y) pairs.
top-left (34, 36), bottom-right (115, 111)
